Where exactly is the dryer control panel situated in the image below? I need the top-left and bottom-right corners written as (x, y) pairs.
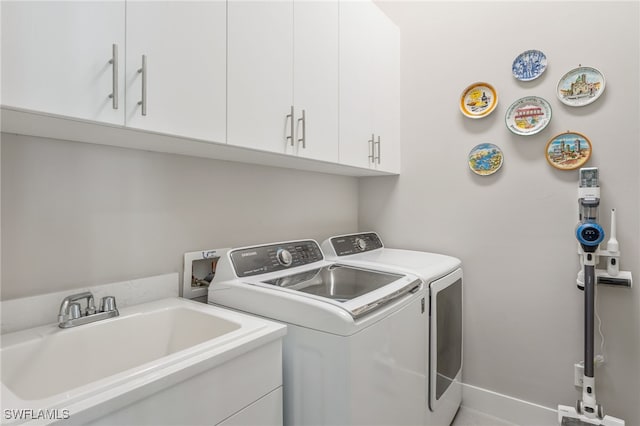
top-left (230, 240), bottom-right (324, 277)
top-left (330, 233), bottom-right (383, 256)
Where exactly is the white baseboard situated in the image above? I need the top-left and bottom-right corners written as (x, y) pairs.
top-left (462, 383), bottom-right (558, 426)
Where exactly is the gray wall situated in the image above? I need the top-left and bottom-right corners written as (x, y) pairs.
top-left (364, 1), bottom-right (639, 422)
top-left (2, 1), bottom-right (638, 422)
top-left (1, 133), bottom-right (358, 300)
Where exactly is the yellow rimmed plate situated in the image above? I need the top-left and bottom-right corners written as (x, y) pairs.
top-left (460, 82), bottom-right (498, 119)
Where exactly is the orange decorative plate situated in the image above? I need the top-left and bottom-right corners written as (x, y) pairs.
top-left (460, 82), bottom-right (498, 119)
top-left (545, 131), bottom-right (592, 170)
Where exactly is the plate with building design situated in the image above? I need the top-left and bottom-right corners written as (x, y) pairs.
top-left (556, 67), bottom-right (605, 107)
top-left (505, 96), bottom-right (552, 136)
top-left (460, 82), bottom-right (498, 118)
top-left (545, 131), bottom-right (592, 170)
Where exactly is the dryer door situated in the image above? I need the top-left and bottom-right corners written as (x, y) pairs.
top-left (429, 268), bottom-right (463, 415)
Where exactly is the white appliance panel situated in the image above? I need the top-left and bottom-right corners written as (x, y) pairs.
top-left (429, 268), bottom-right (463, 420)
top-left (282, 294), bottom-right (426, 426)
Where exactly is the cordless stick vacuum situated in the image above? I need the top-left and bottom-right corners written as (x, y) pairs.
top-left (558, 168), bottom-right (625, 426)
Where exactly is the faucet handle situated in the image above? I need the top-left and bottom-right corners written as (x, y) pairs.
top-left (68, 302), bottom-right (82, 320)
top-left (100, 296), bottom-right (118, 313)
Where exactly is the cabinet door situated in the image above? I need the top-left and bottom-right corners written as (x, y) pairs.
top-left (371, 6), bottom-right (401, 173)
top-left (227, 0), bottom-right (294, 153)
top-left (291, 0), bottom-right (339, 163)
top-left (217, 388), bottom-right (283, 426)
top-left (125, 2), bottom-right (226, 143)
top-left (338, 1), bottom-right (376, 169)
top-left (1, 1), bottom-right (125, 125)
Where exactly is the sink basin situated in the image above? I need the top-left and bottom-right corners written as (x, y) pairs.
top-left (1, 297), bottom-right (286, 424)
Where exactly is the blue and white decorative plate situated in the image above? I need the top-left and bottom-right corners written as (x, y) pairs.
top-left (512, 50), bottom-right (548, 81)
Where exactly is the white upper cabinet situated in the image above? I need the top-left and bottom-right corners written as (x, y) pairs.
top-left (227, 0), bottom-right (339, 163)
top-left (370, 4), bottom-right (401, 173)
top-left (339, 1), bottom-right (376, 170)
top-left (290, 0), bottom-right (339, 163)
top-left (1, 0), bottom-right (399, 176)
top-left (227, 0), bottom-right (294, 153)
top-left (1, 1), bottom-right (125, 125)
top-left (339, 1), bottom-right (400, 173)
top-left (125, 2), bottom-right (226, 143)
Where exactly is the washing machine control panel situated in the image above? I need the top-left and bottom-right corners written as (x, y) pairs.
top-left (330, 233), bottom-right (383, 256)
top-left (230, 240), bottom-right (324, 277)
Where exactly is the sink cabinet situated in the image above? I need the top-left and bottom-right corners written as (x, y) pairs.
top-left (85, 340), bottom-right (284, 426)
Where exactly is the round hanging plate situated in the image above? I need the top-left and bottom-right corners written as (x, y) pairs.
top-left (460, 82), bottom-right (498, 119)
top-left (545, 131), bottom-right (592, 170)
top-left (468, 143), bottom-right (504, 176)
top-left (556, 66), bottom-right (605, 107)
top-left (505, 96), bottom-right (552, 136)
top-left (512, 50), bottom-right (548, 81)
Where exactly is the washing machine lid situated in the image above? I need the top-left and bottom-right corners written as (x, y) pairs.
top-left (322, 233), bottom-right (461, 281)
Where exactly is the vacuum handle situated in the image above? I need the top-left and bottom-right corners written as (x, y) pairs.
top-left (584, 264), bottom-right (595, 378)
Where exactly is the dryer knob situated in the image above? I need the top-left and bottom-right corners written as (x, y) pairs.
top-left (276, 248), bottom-right (293, 266)
top-left (355, 238), bottom-right (367, 251)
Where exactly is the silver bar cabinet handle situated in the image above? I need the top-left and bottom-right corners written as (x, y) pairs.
top-left (286, 105), bottom-right (294, 146)
top-left (368, 134), bottom-right (375, 163)
top-left (108, 44), bottom-right (118, 109)
top-left (137, 55), bottom-right (147, 116)
top-left (375, 135), bottom-right (381, 164)
top-left (297, 109), bottom-right (306, 148)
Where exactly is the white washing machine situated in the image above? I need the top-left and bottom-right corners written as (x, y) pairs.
top-left (209, 239), bottom-right (429, 426)
top-left (322, 232), bottom-right (463, 426)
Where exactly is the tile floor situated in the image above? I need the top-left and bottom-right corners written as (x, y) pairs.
top-left (451, 407), bottom-right (518, 426)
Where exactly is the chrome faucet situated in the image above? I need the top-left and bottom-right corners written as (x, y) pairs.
top-left (58, 291), bottom-right (119, 328)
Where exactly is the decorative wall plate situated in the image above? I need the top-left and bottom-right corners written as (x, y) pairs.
top-left (545, 131), bottom-right (592, 170)
top-left (556, 67), bottom-right (605, 107)
top-left (468, 143), bottom-right (503, 176)
top-left (460, 82), bottom-right (498, 118)
top-left (505, 96), bottom-right (552, 136)
top-left (512, 50), bottom-right (547, 81)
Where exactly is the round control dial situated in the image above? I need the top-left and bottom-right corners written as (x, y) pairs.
top-left (355, 237), bottom-right (367, 251)
top-left (276, 248), bottom-right (293, 266)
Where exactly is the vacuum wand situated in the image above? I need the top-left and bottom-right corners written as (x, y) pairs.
top-left (558, 167), bottom-right (626, 426)
top-left (584, 264), bottom-right (595, 379)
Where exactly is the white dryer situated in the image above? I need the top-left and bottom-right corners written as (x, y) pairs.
top-left (322, 232), bottom-right (463, 426)
top-left (209, 239), bottom-right (429, 426)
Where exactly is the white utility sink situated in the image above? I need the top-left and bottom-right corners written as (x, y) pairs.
top-left (1, 297), bottom-right (286, 425)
